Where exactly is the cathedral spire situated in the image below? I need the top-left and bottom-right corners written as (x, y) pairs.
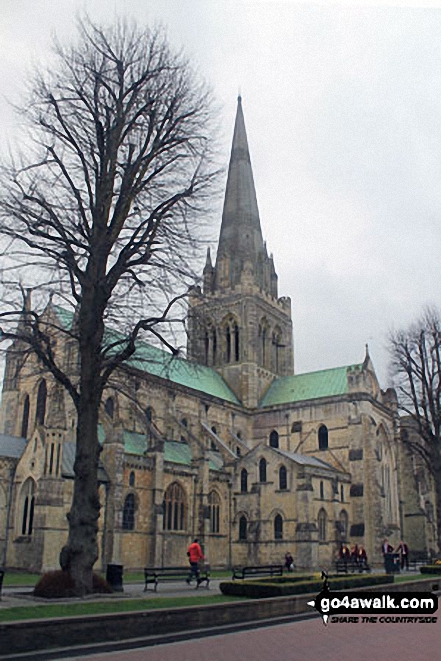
top-left (215, 96), bottom-right (268, 291)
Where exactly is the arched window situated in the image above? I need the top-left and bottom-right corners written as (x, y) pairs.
top-left (236, 446), bottom-right (241, 457)
top-left (340, 485), bottom-right (344, 502)
top-left (240, 469), bottom-right (248, 493)
top-left (163, 482), bottom-right (187, 531)
top-left (204, 329), bottom-right (210, 364)
top-left (272, 328), bottom-right (282, 372)
top-left (239, 515), bottom-right (247, 541)
top-left (122, 493), bottom-right (135, 530)
top-left (21, 394), bottom-right (30, 438)
top-left (234, 323), bottom-right (240, 362)
top-left (212, 328), bottom-right (217, 364)
top-left (145, 406), bottom-right (153, 423)
top-left (279, 466), bottom-right (287, 490)
top-left (20, 478), bottom-right (36, 536)
top-left (226, 326), bottom-right (231, 363)
top-left (259, 458), bottom-right (267, 482)
top-left (318, 425), bottom-right (328, 450)
top-left (339, 510), bottom-right (348, 540)
top-left (181, 418), bottom-right (188, 428)
top-left (35, 379), bottom-right (47, 425)
top-left (104, 396), bottom-right (114, 419)
top-left (208, 491), bottom-right (221, 534)
top-left (318, 509), bottom-right (327, 542)
top-left (129, 471), bottom-right (135, 487)
top-left (274, 514), bottom-right (283, 540)
top-left (320, 481), bottom-right (324, 500)
top-left (259, 321), bottom-right (268, 368)
top-left (269, 430), bottom-right (279, 448)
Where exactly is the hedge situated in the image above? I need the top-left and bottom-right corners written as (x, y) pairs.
top-left (420, 565), bottom-right (441, 575)
top-left (219, 574), bottom-right (394, 598)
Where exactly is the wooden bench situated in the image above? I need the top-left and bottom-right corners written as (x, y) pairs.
top-left (144, 566), bottom-right (210, 592)
top-left (0, 569), bottom-right (4, 601)
top-left (335, 559), bottom-right (371, 574)
top-left (232, 564), bottom-right (284, 580)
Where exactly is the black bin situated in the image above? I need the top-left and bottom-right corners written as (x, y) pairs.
top-left (106, 563), bottom-right (124, 592)
top-left (385, 552), bottom-right (401, 573)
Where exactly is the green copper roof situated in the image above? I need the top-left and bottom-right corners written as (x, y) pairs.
top-left (259, 365), bottom-right (363, 407)
top-left (121, 434), bottom-right (222, 471)
top-left (125, 344), bottom-right (239, 404)
top-left (52, 306), bottom-right (239, 404)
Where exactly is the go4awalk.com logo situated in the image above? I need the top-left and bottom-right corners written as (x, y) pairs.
top-left (307, 572), bottom-right (438, 625)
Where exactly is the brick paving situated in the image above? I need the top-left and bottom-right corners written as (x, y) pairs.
top-left (64, 615), bottom-right (441, 661)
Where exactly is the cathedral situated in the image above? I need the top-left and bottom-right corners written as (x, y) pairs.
top-left (0, 97), bottom-right (413, 573)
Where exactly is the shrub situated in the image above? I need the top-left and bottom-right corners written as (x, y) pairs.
top-left (219, 574), bottom-right (393, 598)
top-left (34, 571), bottom-right (113, 598)
top-left (420, 565), bottom-right (441, 575)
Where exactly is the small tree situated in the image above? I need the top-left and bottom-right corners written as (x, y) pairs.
top-left (0, 18), bottom-right (219, 594)
top-left (389, 307), bottom-right (441, 552)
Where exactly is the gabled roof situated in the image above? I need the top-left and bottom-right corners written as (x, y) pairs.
top-left (259, 364), bottom-right (363, 407)
top-left (273, 447), bottom-right (338, 471)
top-left (0, 433), bottom-right (27, 459)
top-left (53, 306), bottom-right (240, 405)
top-left (62, 441), bottom-right (110, 483)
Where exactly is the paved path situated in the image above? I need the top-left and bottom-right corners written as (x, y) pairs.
top-left (62, 614), bottom-right (441, 661)
top-left (0, 580), bottom-right (220, 608)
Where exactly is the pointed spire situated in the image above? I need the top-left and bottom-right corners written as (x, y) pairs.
top-left (216, 96), bottom-right (266, 290)
top-left (204, 247), bottom-right (213, 270)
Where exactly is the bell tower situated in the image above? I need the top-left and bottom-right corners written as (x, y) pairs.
top-left (188, 97), bottom-right (294, 407)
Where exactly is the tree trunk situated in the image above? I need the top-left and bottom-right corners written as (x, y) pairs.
top-left (433, 462), bottom-right (441, 556)
top-left (59, 295), bottom-right (104, 595)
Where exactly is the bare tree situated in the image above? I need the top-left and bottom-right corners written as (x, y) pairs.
top-left (0, 18), bottom-right (219, 594)
top-left (389, 307), bottom-right (441, 552)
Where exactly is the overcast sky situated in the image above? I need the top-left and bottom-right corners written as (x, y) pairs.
top-left (2, 0), bottom-right (441, 387)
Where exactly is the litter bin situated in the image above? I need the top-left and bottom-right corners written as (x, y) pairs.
top-left (106, 563), bottom-right (124, 592)
top-left (385, 552), bottom-right (400, 574)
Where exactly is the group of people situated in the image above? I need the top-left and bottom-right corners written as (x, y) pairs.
top-left (337, 542), bottom-right (369, 566)
top-left (184, 537), bottom-right (410, 583)
top-left (382, 539), bottom-right (409, 570)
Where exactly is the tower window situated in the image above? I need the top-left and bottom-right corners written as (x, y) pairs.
top-left (320, 481), bottom-right (324, 500)
top-left (318, 425), bottom-right (328, 450)
top-left (269, 430), bottom-right (279, 448)
top-left (240, 469), bottom-right (248, 493)
top-left (234, 323), bottom-right (240, 361)
top-left (36, 379), bottom-right (47, 426)
top-left (129, 471), bottom-right (135, 487)
top-left (226, 326), bottom-right (231, 363)
top-left (104, 396), bottom-right (114, 419)
top-left (21, 394), bottom-right (30, 438)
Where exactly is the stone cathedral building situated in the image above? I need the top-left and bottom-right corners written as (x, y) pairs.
top-left (0, 98), bottom-right (407, 573)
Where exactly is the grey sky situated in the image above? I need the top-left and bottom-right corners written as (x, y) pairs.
top-left (2, 0), bottom-right (441, 386)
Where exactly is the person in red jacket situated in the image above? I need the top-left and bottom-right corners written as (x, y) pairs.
top-left (186, 539), bottom-right (205, 585)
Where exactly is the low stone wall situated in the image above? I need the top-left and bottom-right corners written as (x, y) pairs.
top-left (0, 577), bottom-right (439, 656)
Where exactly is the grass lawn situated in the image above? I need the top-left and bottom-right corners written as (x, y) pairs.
top-left (0, 594), bottom-right (244, 623)
top-left (394, 572), bottom-right (440, 583)
top-left (3, 573), bottom-right (41, 587)
top-left (2, 569), bottom-right (234, 587)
